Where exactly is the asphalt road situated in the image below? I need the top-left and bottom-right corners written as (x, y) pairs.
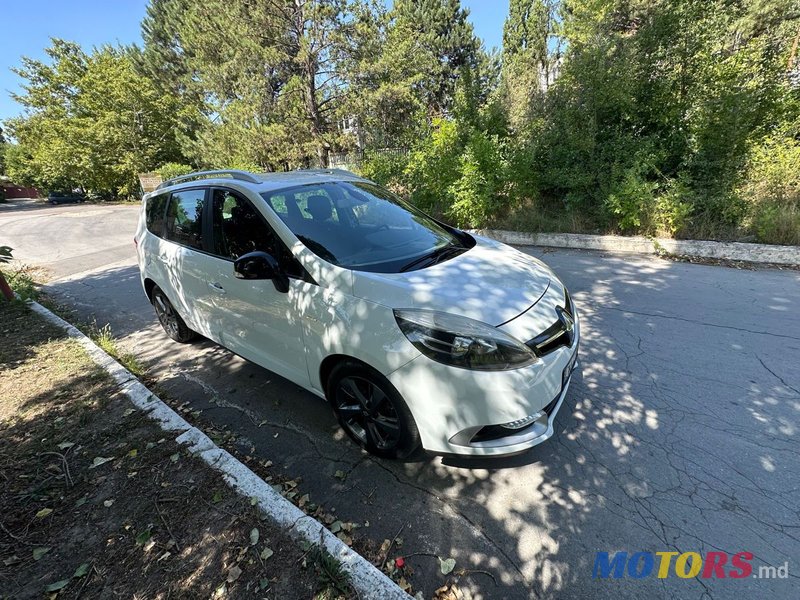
top-left (3, 199), bottom-right (799, 598)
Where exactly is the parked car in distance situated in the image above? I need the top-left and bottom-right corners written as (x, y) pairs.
top-left (135, 169), bottom-right (580, 458)
top-left (48, 191), bottom-right (86, 204)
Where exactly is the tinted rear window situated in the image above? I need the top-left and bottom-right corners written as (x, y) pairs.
top-left (145, 193), bottom-right (168, 236)
top-left (164, 189), bottom-right (206, 250)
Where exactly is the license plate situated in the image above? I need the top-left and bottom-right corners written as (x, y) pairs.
top-left (562, 348), bottom-right (578, 388)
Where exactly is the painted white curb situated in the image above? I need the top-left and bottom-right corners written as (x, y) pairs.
top-left (472, 229), bottom-right (800, 266)
top-left (26, 300), bottom-right (410, 600)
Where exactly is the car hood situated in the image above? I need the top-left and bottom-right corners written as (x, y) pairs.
top-left (351, 235), bottom-right (554, 326)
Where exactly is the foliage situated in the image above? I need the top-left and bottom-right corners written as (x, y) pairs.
top-left (3, 0), bottom-right (799, 243)
top-left (741, 132), bottom-right (800, 244)
top-left (5, 41), bottom-right (184, 197)
top-left (157, 162), bottom-right (195, 182)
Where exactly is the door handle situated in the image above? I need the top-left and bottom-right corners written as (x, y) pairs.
top-left (208, 282), bottom-right (226, 293)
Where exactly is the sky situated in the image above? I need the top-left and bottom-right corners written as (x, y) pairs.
top-left (0, 0), bottom-right (508, 123)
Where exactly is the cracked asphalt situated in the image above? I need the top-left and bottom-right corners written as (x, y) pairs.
top-left (3, 200), bottom-right (799, 598)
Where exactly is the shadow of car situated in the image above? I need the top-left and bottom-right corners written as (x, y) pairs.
top-left (48, 192), bottom-right (86, 205)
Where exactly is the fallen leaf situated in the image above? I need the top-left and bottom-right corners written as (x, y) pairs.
top-left (36, 508), bottom-right (53, 518)
top-left (123, 408), bottom-right (136, 416)
top-left (211, 490), bottom-right (223, 504)
top-left (45, 580), bottom-right (70, 592)
top-left (73, 563), bottom-right (90, 578)
top-left (336, 532), bottom-right (353, 546)
top-left (103, 499), bottom-right (115, 507)
top-left (33, 547), bottom-right (51, 561)
top-left (227, 565), bottom-right (242, 583)
top-left (158, 551), bottom-right (171, 562)
top-left (74, 497), bottom-right (87, 507)
top-left (259, 577), bottom-right (270, 590)
top-left (127, 449), bottom-right (138, 458)
top-left (250, 496), bottom-right (258, 506)
top-left (249, 528), bottom-right (259, 546)
top-left (330, 520), bottom-right (343, 533)
top-left (334, 469), bottom-right (346, 481)
top-left (170, 453), bottom-right (180, 463)
top-left (57, 441), bottom-right (75, 450)
top-left (439, 557), bottom-right (456, 575)
top-left (298, 493), bottom-right (310, 508)
top-left (90, 456), bottom-right (114, 469)
top-left (3, 555), bottom-right (20, 566)
top-left (260, 547), bottom-right (274, 560)
top-left (379, 539), bottom-right (392, 558)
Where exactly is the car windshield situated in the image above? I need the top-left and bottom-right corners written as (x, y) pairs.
top-left (260, 181), bottom-right (467, 273)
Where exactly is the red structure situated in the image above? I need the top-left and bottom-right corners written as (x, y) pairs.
top-left (1, 183), bottom-right (40, 199)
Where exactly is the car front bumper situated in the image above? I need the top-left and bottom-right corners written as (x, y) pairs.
top-left (387, 308), bottom-right (580, 457)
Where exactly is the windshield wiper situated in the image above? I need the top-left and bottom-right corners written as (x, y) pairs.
top-left (399, 244), bottom-right (465, 272)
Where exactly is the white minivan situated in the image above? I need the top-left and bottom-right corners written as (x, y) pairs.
top-left (135, 169), bottom-right (579, 458)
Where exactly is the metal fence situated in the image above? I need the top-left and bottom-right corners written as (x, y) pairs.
top-left (328, 148), bottom-right (409, 171)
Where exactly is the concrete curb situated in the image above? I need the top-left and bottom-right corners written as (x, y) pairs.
top-left (472, 229), bottom-right (800, 266)
top-left (26, 300), bottom-right (410, 600)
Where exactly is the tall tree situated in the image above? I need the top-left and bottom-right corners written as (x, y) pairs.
top-left (502, 0), bottom-right (560, 88)
top-left (143, 0), bottom-right (361, 169)
top-left (388, 0), bottom-right (481, 116)
top-left (6, 40), bottom-right (184, 196)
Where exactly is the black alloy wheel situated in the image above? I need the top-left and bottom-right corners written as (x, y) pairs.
top-left (151, 286), bottom-right (196, 343)
top-left (328, 363), bottom-right (420, 459)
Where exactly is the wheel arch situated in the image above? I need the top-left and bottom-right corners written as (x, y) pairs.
top-left (319, 354), bottom-right (384, 398)
top-left (143, 277), bottom-right (157, 301)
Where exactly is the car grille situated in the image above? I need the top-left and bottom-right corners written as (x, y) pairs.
top-left (524, 289), bottom-right (575, 356)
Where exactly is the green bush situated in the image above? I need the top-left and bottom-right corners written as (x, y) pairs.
top-left (157, 162), bottom-right (195, 182)
top-left (404, 119), bottom-right (462, 216)
top-left (604, 168), bottom-right (658, 234)
top-left (740, 134), bottom-right (800, 245)
top-left (448, 134), bottom-right (506, 228)
top-left (654, 179), bottom-right (693, 236)
top-left (358, 151), bottom-right (409, 191)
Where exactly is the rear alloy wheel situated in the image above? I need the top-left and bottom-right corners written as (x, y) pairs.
top-left (151, 286), bottom-right (196, 343)
top-left (328, 362), bottom-right (420, 459)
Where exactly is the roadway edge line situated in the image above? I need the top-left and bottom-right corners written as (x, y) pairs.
top-left (25, 298), bottom-right (412, 600)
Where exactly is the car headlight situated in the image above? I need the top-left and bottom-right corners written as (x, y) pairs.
top-left (394, 309), bottom-right (538, 371)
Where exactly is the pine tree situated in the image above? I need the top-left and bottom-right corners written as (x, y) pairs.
top-left (389, 0), bottom-right (481, 115)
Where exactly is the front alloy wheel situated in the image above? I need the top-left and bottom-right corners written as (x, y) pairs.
top-left (329, 363), bottom-right (420, 459)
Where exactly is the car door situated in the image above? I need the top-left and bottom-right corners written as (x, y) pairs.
top-left (159, 187), bottom-right (221, 339)
top-left (204, 187), bottom-right (311, 387)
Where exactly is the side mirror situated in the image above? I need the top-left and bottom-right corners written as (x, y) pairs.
top-left (233, 251), bottom-right (290, 293)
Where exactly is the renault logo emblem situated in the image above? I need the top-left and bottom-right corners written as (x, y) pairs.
top-left (556, 306), bottom-right (574, 344)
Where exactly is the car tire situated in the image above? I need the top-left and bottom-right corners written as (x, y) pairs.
top-left (327, 361), bottom-right (420, 459)
top-left (151, 286), bottom-right (197, 343)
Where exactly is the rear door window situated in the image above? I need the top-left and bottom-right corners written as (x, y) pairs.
top-left (164, 189), bottom-right (206, 250)
top-left (145, 193), bottom-right (169, 236)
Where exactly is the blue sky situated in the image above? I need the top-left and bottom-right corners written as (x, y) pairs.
top-left (0, 0), bottom-right (507, 123)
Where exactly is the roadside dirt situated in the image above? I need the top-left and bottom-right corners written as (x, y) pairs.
top-left (0, 302), bottom-right (353, 599)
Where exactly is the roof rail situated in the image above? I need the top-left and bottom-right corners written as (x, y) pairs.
top-left (299, 167), bottom-right (358, 177)
top-left (156, 169), bottom-right (260, 190)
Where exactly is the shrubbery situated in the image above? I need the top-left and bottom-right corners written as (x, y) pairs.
top-left (360, 1), bottom-right (799, 245)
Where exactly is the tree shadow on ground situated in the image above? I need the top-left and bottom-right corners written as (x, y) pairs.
top-left (43, 250), bottom-right (800, 598)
